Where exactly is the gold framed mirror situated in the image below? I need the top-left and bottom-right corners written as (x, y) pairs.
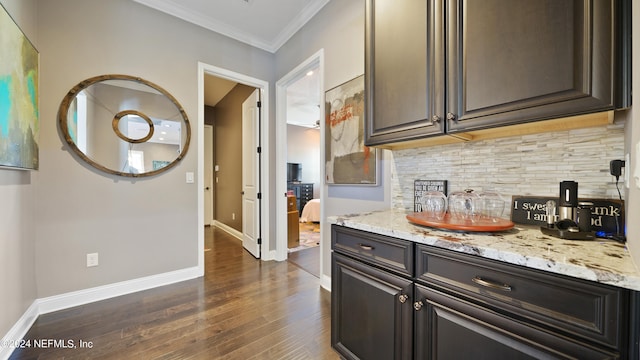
top-left (58, 74), bottom-right (191, 177)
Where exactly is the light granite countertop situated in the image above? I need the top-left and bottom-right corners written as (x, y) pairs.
top-left (328, 209), bottom-right (640, 291)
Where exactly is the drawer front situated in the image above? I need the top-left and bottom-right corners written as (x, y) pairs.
top-left (332, 225), bottom-right (413, 277)
top-left (414, 284), bottom-right (619, 360)
top-left (416, 245), bottom-right (624, 349)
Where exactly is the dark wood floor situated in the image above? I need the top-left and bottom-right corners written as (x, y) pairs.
top-left (287, 246), bottom-right (320, 278)
top-left (10, 227), bottom-right (339, 360)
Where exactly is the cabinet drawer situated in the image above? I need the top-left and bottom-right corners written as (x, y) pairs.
top-left (416, 245), bottom-right (624, 349)
top-left (415, 284), bottom-right (618, 360)
top-left (332, 226), bottom-right (413, 277)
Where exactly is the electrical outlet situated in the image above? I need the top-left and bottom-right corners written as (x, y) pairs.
top-left (232, 213), bottom-right (236, 220)
top-left (86, 253), bottom-right (99, 267)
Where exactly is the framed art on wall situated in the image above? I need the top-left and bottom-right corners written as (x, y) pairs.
top-left (0, 4), bottom-right (39, 170)
top-left (324, 75), bottom-right (377, 185)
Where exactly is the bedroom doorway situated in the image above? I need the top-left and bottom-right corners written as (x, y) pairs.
top-left (275, 50), bottom-right (324, 277)
top-left (198, 62), bottom-right (271, 274)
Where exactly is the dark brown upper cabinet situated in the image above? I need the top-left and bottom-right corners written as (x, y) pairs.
top-left (365, 0), bottom-right (631, 147)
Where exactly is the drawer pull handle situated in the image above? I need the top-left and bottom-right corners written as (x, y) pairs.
top-left (358, 243), bottom-right (375, 251)
top-left (472, 276), bottom-right (512, 292)
top-left (413, 301), bottom-right (423, 311)
top-left (398, 294), bottom-right (408, 304)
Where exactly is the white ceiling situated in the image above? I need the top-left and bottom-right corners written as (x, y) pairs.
top-left (134, 0), bottom-right (325, 128)
top-left (285, 68), bottom-right (321, 128)
top-left (132, 0), bottom-right (330, 53)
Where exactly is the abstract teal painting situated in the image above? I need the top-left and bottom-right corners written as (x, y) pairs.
top-left (0, 4), bottom-right (39, 170)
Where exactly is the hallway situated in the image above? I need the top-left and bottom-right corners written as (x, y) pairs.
top-left (10, 227), bottom-right (337, 359)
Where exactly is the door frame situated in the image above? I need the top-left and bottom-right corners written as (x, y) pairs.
top-left (197, 62), bottom-right (271, 274)
top-left (204, 124), bottom-right (214, 226)
top-left (275, 49), bottom-right (325, 263)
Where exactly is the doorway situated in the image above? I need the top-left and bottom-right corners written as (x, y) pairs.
top-left (197, 63), bottom-right (271, 274)
top-left (275, 50), bottom-right (325, 275)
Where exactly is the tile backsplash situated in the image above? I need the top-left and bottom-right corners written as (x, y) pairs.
top-left (390, 123), bottom-right (625, 216)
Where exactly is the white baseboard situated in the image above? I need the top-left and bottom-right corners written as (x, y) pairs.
top-left (0, 267), bottom-right (201, 360)
top-left (213, 220), bottom-right (242, 240)
top-left (264, 250), bottom-right (277, 261)
top-left (38, 267), bottom-right (201, 315)
top-left (320, 274), bottom-right (331, 292)
top-left (0, 301), bottom-right (39, 360)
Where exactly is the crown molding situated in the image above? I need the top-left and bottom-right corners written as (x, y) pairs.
top-left (133, 0), bottom-right (330, 53)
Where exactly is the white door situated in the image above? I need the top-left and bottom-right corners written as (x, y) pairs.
top-left (204, 125), bottom-right (214, 226)
top-left (242, 89), bottom-right (261, 258)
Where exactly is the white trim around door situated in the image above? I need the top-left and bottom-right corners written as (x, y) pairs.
top-left (197, 62), bottom-right (272, 276)
top-left (275, 50), bottom-right (325, 273)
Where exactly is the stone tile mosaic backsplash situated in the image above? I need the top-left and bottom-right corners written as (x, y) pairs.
top-left (390, 123), bottom-right (625, 216)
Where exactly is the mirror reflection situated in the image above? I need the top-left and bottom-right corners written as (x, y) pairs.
top-left (58, 75), bottom-right (191, 177)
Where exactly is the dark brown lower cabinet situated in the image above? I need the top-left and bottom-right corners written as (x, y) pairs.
top-left (414, 284), bottom-right (617, 359)
top-left (331, 253), bottom-right (413, 360)
top-left (331, 225), bottom-right (637, 360)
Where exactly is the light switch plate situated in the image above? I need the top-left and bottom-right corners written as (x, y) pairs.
top-left (186, 172), bottom-right (194, 183)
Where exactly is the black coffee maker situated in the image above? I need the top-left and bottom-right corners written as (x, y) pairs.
top-left (540, 181), bottom-right (595, 240)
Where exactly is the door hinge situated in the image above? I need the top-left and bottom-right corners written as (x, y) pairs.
top-left (257, 237), bottom-right (262, 245)
top-left (257, 146), bottom-right (261, 153)
top-left (257, 193), bottom-right (262, 199)
top-left (257, 101), bottom-right (261, 108)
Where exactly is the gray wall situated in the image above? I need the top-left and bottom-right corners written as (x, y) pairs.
top-left (34, 0), bottom-right (274, 297)
top-left (276, 0), bottom-right (393, 280)
top-left (0, 0), bottom-right (38, 341)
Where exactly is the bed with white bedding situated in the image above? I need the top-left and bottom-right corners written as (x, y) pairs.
top-left (300, 198), bottom-right (320, 223)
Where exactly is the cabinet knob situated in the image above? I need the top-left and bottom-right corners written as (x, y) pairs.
top-left (430, 115), bottom-right (441, 124)
top-left (446, 112), bottom-right (457, 122)
top-left (398, 294), bottom-right (409, 304)
top-left (413, 301), bottom-right (423, 311)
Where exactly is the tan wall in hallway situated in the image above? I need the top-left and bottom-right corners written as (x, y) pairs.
top-left (213, 84), bottom-right (256, 232)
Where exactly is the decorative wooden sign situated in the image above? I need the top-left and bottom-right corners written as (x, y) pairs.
top-left (414, 180), bottom-right (448, 212)
top-left (511, 196), bottom-right (625, 235)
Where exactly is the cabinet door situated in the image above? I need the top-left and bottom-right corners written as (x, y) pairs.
top-left (414, 284), bottom-right (618, 359)
top-left (364, 0), bottom-right (445, 146)
top-left (332, 253), bottom-right (413, 360)
top-left (447, 0), bottom-right (619, 133)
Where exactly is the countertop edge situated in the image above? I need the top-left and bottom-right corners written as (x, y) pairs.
top-left (328, 211), bottom-right (640, 291)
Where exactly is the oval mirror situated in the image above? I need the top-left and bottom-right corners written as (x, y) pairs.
top-left (58, 74), bottom-right (191, 177)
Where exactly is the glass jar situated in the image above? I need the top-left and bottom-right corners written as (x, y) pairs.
top-left (420, 191), bottom-right (448, 220)
top-left (448, 189), bottom-right (481, 221)
top-left (478, 192), bottom-right (505, 222)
